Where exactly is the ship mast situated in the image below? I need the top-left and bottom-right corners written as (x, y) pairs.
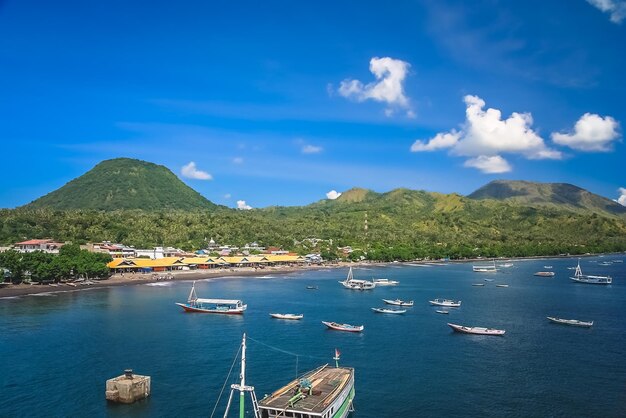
top-left (223, 333), bottom-right (259, 418)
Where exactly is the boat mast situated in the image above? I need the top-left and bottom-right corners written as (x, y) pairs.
top-left (239, 333), bottom-right (246, 418)
top-left (188, 281), bottom-right (197, 303)
top-left (575, 258), bottom-right (582, 278)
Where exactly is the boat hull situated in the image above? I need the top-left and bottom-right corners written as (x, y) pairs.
top-left (270, 313), bottom-right (303, 320)
top-left (570, 277), bottom-right (612, 284)
top-left (429, 300), bottom-right (461, 307)
top-left (547, 317), bottom-right (593, 327)
top-left (382, 299), bottom-right (413, 306)
top-left (322, 321), bottom-right (364, 332)
top-left (371, 308), bottom-right (406, 314)
top-left (447, 323), bottom-right (505, 336)
top-left (175, 303), bottom-right (245, 314)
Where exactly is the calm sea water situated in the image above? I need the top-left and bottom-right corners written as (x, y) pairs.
top-left (1, 256), bottom-right (625, 418)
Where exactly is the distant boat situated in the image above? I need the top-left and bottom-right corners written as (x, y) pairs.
top-left (472, 283), bottom-right (485, 287)
top-left (547, 316), bottom-right (593, 327)
top-left (612, 260), bottom-right (623, 263)
top-left (270, 313), bottom-right (303, 320)
top-left (447, 323), bottom-right (505, 336)
top-left (498, 263), bottom-right (514, 268)
top-left (484, 278), bottom-right (495, 282)
top-left (322, 321), bottom-right (364, 332)
top-left (599, 261), bottom-right (612, 266)
top-left (306, 285), bottom-right (318, 290)
top-left (496, 284), bottom-right (509, 288)
top-left (339, 267), bottom-right (376, 290)
top-left (371, 307), bottom-right (406, 314)
top-left (372, 278), bottom-right (399, 286)
top-left (382, 299), bottom-right (414, 306)
top-left (473, 260), bottom-right (498, 273)
top-left (534, 271), bottom-right (555, 277)
top-left (429, 299), bottom-right (461, 307)
top-left (175, 281), bottom-right (247, 314)
top-left (570, 259), bottom-right (612, 285)
top-left (436, 310), bottom-right (449, 314)
top-left (543, 266), bottom-right (553, 269)
top-left (567, 267), bottom-right (576, 270)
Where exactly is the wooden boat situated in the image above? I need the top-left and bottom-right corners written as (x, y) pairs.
top-left (371, 307), bottom-right (406, 314)
top-left (382, 298), bottom-right (414, 306)
top-left (270, 313), bottom-right (303, 320)
top-left (429, 298), bottom-right (461, 307)
top-left (436, 310), bottom-right (449, 314)
top-left (534, 271), bottom-right (555, 277)
top-left (372, 278), bottom-right (399, 286)
top-left (547, 316), bottom-right (593, 327)
top-left (447, 323), bottom-right (505, 336)
top-left (472, 283), bottom-right (485, 286)
top-left (495, 284), bottom-right (509, 288)
top-left (570, 259), bottom-right (612, 284)
top-left (473, 260), bottom-right (497, 273)
top-left (338, 267), bottom-right (375, 290)
top-left (175, 281), bottom-right (247, 314)
top-left (322, 321), bottom-right (364, 332)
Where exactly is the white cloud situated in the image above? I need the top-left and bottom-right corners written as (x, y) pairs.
top-left (181, 162), bottom-right (212, 180)
top-left (302, 144), bottom-right (323, 154)
top-left (463, 155), bottom-right (512, 173)
top-left (586, 0), bottom-right (626, 23)
top-left (224, 193), bottom-right (231, 199)
top-left (410, 95), bottom-right (562, 170)
top-left (326, 190), bottom-right (342, 200)
top-left (551, 113), bottom-right (621, 151)
top-left (617, 187), bottom-right (626, 206)
top-left (338, 57), bottom-right (412, 115)
top-left (233, 157), bottom-right (244, 164)
top-left (236, 200), bottom-right (252, 210)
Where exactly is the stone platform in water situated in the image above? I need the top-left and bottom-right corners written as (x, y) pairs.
top-left (105, 370), bottom-right (151, 404)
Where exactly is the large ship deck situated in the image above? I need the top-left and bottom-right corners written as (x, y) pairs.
top-left (258, 365), bottom-right (353, 416)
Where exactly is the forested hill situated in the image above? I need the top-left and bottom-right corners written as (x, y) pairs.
top-left (468, 180), bottom-right (626, 218)
top-left (23, 158), bottom-right (218, 211)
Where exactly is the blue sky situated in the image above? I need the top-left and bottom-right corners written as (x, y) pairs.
top-left (1, 0), bottom-right (625, 209)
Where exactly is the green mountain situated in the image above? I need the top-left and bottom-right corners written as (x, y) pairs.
top-left (467, 180), bottom-right (626, 218)
top-left (24, 158), bottom-right (217, 211)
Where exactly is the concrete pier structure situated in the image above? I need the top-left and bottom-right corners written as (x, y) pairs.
top-left (105, 369), bottom-right (151, 404)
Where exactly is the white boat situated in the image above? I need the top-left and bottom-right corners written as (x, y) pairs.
top-left (429, 298), bottom-right (461, 307)
top-left (338, 267), bottom-right (376, 290)
top-left (322, 321), bottom-right (364, 332)
top-left (448, 323), bottom-right (505, 336)
top-left (498, 263), bottom-right (514, 268)
top-left (570, 259), bottom-right (612, 284)
top-left (382, 298), bottom-right (414, 306)
top-left (495, 284), bottom-right (509, 288)
top-left (599, 261), bottom-right (612, 266)
top-left (543, 265), bottom-right (553, 269)
top-left (484, 278), bottom-right (495, 282)
top-left (436, 310), bottom-right (449, 314)
top-left (547, 316), bottom-right (593, 327)
top-left (534, 271), bottom-right (555, 277)
top-left (371, 307), bottom-right (406, 314)
top-left (473, 260), bottom-right (498, 273)
top-left (372, 278), bottom-right (399, 286)
top-left (270, 313), bottom-right (303, 320)
top-left (472, 283), bottom-right (485, 287)
top-left (175, 281), bottom-right (247, 314)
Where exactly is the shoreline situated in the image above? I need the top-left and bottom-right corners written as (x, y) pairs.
top-left (1, 252), bottom-right (621, 299)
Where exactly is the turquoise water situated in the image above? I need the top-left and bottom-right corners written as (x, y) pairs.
top-left (1, 256), bottom-right (625, 417)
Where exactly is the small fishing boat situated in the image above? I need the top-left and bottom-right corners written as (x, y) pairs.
top-left (382, 298), bottom-right (414, 306)
top-left (447, 323), bottom-right (505, 336)
top-left (547, 316), bottom-right (593, 327)
top-left (543, 265), bottom-right (553, 269)
top-left (339, 267), bottom-right (376, 290)
top-left (372, 278), bottom-right (399, 286)
top-left (498, 262), bottom-right (514, 268)
top-left (570, 259), bottom-right (612, 284)
top-left (472, 283), bottom-right (485, 286)
top-left (484, 278), bottom-right (495, 282)
top-left (270, 313), bottom-right (304, 320)
top-left (496, 284), bottom-right (509, 288)
top-left (176, 281), bottom-right (247, 314)
top-left (322, 321), bottom-right (364, 332)
top-left (436, 310), bottom-right (449, 314)
top-left (473, 260), bottom-right (498, 273)
top-left (371, 307), bottom-right (406, 314)
top-left (534, 271), bottom-right (555, 277)
top-left (599, 261), bottom-right (612, 266)
top-left (429, 298), bottom-right (461, 307)
top-left (306, 285), bottom-right (318, 290)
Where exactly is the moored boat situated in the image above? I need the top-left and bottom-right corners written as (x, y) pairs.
top-left (472, 283), bottom-right (485, 286)
top-left (372, 278), bottom-right (399, 286)
top-left (382, 298), bottom-right (414, 306)
top-left (270, 313), bottom-right (303, 320)
top-left (495, 284), bottom-right (509, 288)
top-left (534, 271), bottom-right (555, 277)
top-left (473, 260), bottom-right (498, 273)
top-left (547, 316), bottom-right (593, 327)
top-left (429, 298), bottom-right (461, 307)
top-left (322, 321), bottom-right (364, 332)
top-left (339, 267), bottom-right (376, 290)
top-left (447, 323), bottom-right (505, 336)
top-left (175, 281), bottom-right (247, 314)
top-left (436, 310), bottom-right (449, 314)
top-left (543, 265), bottom-right (553, 269)
top-left (371, 307), bottom-right (406, 314)
top-left (570, 259), bottom-right (612, 284)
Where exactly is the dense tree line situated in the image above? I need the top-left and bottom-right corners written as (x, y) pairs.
top-left (0, 244), bottom-right (112, 283)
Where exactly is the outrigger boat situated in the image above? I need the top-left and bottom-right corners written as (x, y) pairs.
top-left (371, 307), bottom-right (406, 314)
top-left (322, 321), bottom-right (364, 332)
top-left (547, 317), bottom-right (593, 327)
top-left (372, 278), bottom-right (399, 286)
top-left (429, 298), bottom-right (461, 307)
top-left (222, 335), bottom-right (356, 418)
top-left (175, 281), bottom-right (246, 314)
top-left (338, 267), bottom-right (375, 290)
top-left (447, 323), bottom-right (505, 336)
top-left (382, 298), bottom-right (414, 306)
top-left (570, 259), bottom-right (612, 284)
top-left (270, 313), bottom-right (303, 320)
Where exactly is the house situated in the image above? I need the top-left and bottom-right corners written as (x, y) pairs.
top-left (13, 239), bottom-right (65, 254)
